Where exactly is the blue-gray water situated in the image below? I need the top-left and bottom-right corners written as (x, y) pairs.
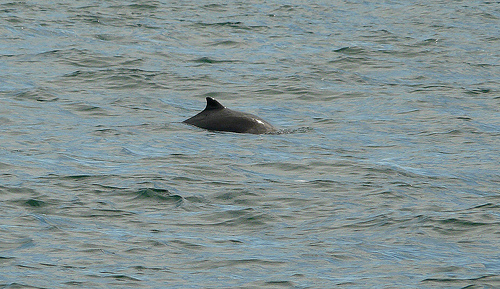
top-left (1, 1), bottom-right (499, 288)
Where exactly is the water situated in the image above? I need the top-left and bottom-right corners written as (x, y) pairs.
top-left (1, 0), bottom-right (499, 288)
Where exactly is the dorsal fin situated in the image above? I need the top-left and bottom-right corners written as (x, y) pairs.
top-left (204, 97), bottom-right (225, 110)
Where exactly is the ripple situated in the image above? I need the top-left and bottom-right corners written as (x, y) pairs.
top-left (1, 0), bottom-right (499, 288)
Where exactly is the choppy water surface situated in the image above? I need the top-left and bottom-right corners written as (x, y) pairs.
top-left (1, 0), bottom-right (499, 288)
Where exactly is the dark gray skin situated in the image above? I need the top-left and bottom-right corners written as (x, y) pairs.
top-left (184, 97), bottom-right (277, 134)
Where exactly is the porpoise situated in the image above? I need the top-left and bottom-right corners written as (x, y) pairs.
top-left (184, 97), bottom-right (276, 134)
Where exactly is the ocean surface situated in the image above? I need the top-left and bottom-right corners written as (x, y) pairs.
top-left (1, 0), bottom-right (499, 288)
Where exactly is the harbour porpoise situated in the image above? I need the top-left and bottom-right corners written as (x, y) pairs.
top-left (183, 97), bottom-right (277, 134)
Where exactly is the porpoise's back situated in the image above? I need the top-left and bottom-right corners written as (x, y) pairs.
top-left (183, 97), bottom-right (276, 134)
